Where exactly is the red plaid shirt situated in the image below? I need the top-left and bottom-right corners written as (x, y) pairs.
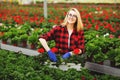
top-left (40, 25), bottom-right (85, 54)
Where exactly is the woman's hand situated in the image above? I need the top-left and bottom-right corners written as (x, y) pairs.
top-left (62, 49), bottom-right (82, 59)
top-left (62, 52), bottom-right (72, 59)
top-left (47, 50), bottom-right (57, 62)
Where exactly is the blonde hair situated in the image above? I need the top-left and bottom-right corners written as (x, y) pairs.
top-left (61, 8), bottom-right (83, 32)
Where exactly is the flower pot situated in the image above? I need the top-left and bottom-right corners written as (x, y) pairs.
top-left (110, 60), bottom-right (116, 67)
top-left (30, 43), bottom-right (36, 49)
top-left (22, 41), bottom-right (27, 47)
top-left (2, 40), bottom-right (7, 44)
top-left (97, 61), bottom-right (103, 65)
top-left (0, 32), bottom-right (4, 36)
top-left (13, 43), bottom-right (18, 46)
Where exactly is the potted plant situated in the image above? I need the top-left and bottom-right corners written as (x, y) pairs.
top-left (115, 55), bottom-right (120, 68)
top-left (20, 23), bottom-right (31, 35)
top-left (28, 34), bottom-right (38, 49)
top-left (0, 32), bottom-right (5, 42)
top-left (93, 52), bottom-right (108, 64)
top-left (1, 32), bottom-right (9, 44)
top-left (106, 48), bottom-right (119, 67)
top-left (11, 36), bottom-right (20, 46)
top-left (85, 42), bottom-right (101, 62)
top-left (19, 34), bottom-right (28, 47)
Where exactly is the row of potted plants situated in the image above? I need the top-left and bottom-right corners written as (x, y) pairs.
top-left (0, 22), bottom-right (53, 49)
top-left (0, 22), bottom-right (120, 68)
top-left (0, 3), bottom-right (120, 37)
top-left (0, 49), bottom-right (120, 80)
top-left (85, 30), bottom-right (120, 67)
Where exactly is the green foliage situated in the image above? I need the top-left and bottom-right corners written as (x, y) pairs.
top-left (17, 29), bottom-right (26, 35)
top-left (84, 30), bottom-right (100, 43)
top-left (48, 40), bottom-right (56, 48)
top-left (1, 32), bottom-right (9, 40)
top-left (11, 36), bottom-right (20, 44)
top-left (7, 28), bottom-right (19, 38)
top-left (0, 26), bottom-right (9, 32)
top-left (106, 48), bottom-right (120, 66)
top-left (28, 34), bottom-right (38, 44)
top-left (19, 34), bottom-right (28, 42)
top-left (115, 54), bottom-right (120, 66)
top-left (0, 50), bottom-right (120, 80)
top-left (106, 48), bottom-right (120, 61)
top-left (93, 52), bottom-right (108, 63)
top-left (20, 23), bottom-right (31, 33)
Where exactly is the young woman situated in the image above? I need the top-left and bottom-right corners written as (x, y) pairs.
top-left (39, 8), bottom-right (85, 62)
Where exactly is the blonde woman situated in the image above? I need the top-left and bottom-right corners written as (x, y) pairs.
top-left (39, 8), bottom-right (85, 62)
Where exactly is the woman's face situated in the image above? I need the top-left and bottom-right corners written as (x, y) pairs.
top-left (67, 10), bottom-right (77, 24)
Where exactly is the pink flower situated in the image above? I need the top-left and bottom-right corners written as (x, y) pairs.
top-left (109, 34), bottom-right (114, 38)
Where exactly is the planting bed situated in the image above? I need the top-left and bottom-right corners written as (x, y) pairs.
top-left (0, 2), bottom-right (120, 79)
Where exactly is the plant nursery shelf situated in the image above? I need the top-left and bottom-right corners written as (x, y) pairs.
top-left (0, 42), bottom-right (39, 56)
top-left (85, 62), bottom-right (120, 77)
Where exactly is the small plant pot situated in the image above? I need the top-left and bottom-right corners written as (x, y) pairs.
top-left (2, 40), bottom-right (7, 44)
top-left (22, 41), bottom-right (27, 47)
top-left (0, 32), bottom-right (4, 36)
top-left (30, 43), bottom-right (36, 49)
top-left (97, 61), bottom-right (103, 65)
top-left (110, 60), bottom-right (116, 67)
top-left (13, 43), bottom-right (18, 46)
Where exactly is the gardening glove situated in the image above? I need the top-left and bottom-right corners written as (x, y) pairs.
top-left (62, 52), bottom-right (72, 59)
top-left (47, 50), bottom-right (57, 62)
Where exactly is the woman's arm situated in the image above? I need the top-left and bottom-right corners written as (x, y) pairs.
top-left (78, 30), bottom-right (85, 53)
top-left (39, 38), bottom-right (57, 62)
top-left (39, 26), bottom-right (58, 51)
top-left (39, 38), bottom-right (50, 52)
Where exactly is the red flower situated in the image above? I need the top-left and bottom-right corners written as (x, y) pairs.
top-left (0, 13), bottom-right (2, 18)
top-left (109, 26), bottom-right (116, 33)
top-left (105, 15), bottom-right (109, 20)
top-left (93, 78), bottom-right (97, 80)
top-left (81, 76), bottom-right (85, 80)
top-left (95, 24), bottom-right (99, 31)
top-left (118, 35), bottom-right (120, 38)
top-left (51, 47), bottom-right (58, 53)
top-left (40, 17), bottom-right (44, 23)
top-left (96, 7), bottom-right (101, 11)
top-left (37, 48), bottom-right (45, 53)
top-left (73, 48), bottom-right (80, 55)
top-left (92, 19), bottom-right (95, 23)
top-left (87, 24), bottom-right (92, 29)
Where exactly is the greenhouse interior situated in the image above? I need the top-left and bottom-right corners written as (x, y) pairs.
top-left (0, 0), bottom-right (120, 80)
